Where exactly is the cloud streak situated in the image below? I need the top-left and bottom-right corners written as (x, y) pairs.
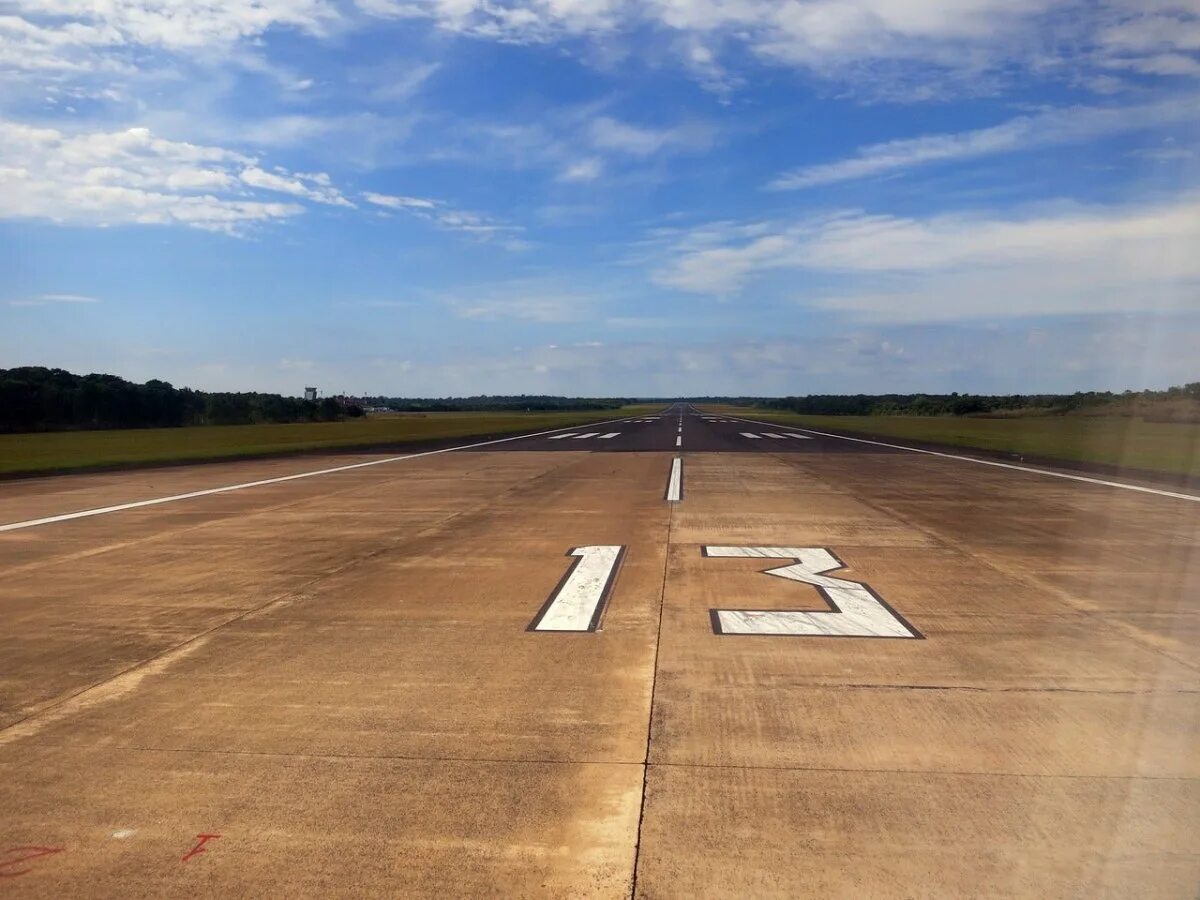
top-left (651, 195), bottom-right (1200, 321)
top-left (768, 95), bottom-right (1200, 190)
top-left (8, 293), bottom-right (102, 306)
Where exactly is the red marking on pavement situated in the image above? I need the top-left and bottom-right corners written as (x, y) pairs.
top-left (181, 834), bottom-right (221, 863)
top-left (0, 846), bottom-right (65, 877)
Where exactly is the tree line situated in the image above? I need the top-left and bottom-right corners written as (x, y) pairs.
top-left (362, 395), bottom-right (632, 412)
top-left (694, 385), bottom-right (1200, 418)
top-left (0, 367), bottom-right (360, 433)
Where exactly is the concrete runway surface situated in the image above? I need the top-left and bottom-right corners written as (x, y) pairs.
top-left (1, 403), bottom-right (1197, 897)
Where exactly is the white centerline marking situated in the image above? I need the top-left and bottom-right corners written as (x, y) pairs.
top-left (0, 413), bottom-right (644, 533)
top-left (598, 432), bottom-right (620, 440)
top-left (723, 414), bottom-right (1200, 503)
top-left (675, 436), bottom-right (682, 447)
top-left (547, 433), bottom-right (577, 440)
top-left (572, 432), bottom-right (601, 439)
top-left (529, 546), bottom-right (624, 632)
top-left (740, 432), bottom-right (762, 439)
top-left (666, 457), bottom-right (682, 502)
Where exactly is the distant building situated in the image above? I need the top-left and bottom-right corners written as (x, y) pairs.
top-left (304, 386), bottom-right (318, 401)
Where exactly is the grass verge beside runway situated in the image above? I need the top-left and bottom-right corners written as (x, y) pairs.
top-left (701, 406), bottom-right (1200, 478)
top-left (0, 406), bottom-right (663, 477)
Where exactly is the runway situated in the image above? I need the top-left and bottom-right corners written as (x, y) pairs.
top-left (1, 403), bottom-right (1197, 896)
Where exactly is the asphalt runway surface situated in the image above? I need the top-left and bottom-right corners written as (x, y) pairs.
top-left (1, 403), bottom-right (1198, 897)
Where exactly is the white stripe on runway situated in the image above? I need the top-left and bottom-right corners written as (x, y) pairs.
top-left (740, 432), bottom-right (762, 439)
top-left (598, 432), bottom-right (620, 440)
top-left (0, 412), bottom-right (643, 533)
top-left (666, 457), bottom-right (682, 502)
top-left (723, 414), bottom-right (1200, 503)
top-left (783, 433), bottom-right (813, 440)
top-left (547, 433), bottom-right (577, 440)
top-left (761, 433), bottom-right (788, 439)
top-left (675, 435), bottom-right (682, 447)
top-left (572, 432), bottom-right (600, 439)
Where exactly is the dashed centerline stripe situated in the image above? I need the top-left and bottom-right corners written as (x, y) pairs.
top-left (665, 457), bottom-right (682, 502)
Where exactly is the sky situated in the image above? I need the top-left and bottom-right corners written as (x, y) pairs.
top-left (2, 0), bottom-right (1199, 398)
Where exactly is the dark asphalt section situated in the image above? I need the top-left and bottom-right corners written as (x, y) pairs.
top-left (486, 403), bottom-right (904, 454)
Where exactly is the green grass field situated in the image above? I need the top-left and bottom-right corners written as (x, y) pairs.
top-left (0, 406), bottom-right (663, 477)
top-left (702, 407), bottom-right (1200, 478)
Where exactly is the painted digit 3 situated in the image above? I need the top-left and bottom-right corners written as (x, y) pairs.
top-left (704, 546), bottom-right (922, 638)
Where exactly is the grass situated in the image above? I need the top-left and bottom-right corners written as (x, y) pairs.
top-left (0, 405), bottom-right (664, 477)
top-left (701, 406), bottom-right (1200, 478)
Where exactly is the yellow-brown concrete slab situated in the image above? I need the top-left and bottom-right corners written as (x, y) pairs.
top-left (2, 417), bottom-right (1198, 898)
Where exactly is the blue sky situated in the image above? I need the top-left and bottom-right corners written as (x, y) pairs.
top-left (2, 1), bottom-right (1198, 397)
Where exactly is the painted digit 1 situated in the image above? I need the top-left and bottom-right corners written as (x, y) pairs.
top-left (528, 546), bottom-right (625, 633)
top-left (705, 546), bottom-right (921, 638)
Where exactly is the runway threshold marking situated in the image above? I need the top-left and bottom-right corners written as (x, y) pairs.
top-left (721, 414), bottom-right (1200, 503)
top-left (0, 412), bottom-right (648, 533)
top-left (666, 457), bottom-right (682, 502)
top-left (528, 545), bottom-right (625, 632)
top-left (704, 546), bottom-right (921, 638)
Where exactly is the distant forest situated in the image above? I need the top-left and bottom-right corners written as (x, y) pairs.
top-left (0, 368), bottom-right (631, 433)
top-left (366, 396), bottom-right (632, 412)
top-left (697, 384), bottom-right (1200, 422)
top-left (4, 367), bottom-right (1197, 434)
top-left (0, 367), bottom-right (360, 433)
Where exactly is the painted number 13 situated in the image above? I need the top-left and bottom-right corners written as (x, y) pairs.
top-left (528, 545), bottom-right (921, 638)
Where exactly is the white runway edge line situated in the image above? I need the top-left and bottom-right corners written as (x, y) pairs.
top-left (723, 414), bottom-right (1200, 504)
top-left (0, 412), bottom-right (648, 533)
top-left (666, 457), bottom-right (683, 502)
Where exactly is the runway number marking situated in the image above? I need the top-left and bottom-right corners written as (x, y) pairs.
top-left (529, 546), bottom-right (625, 632)
top-left (0, 846), bottom-right (64, 878)
top-left (704, 547), bottom-right (921, 638)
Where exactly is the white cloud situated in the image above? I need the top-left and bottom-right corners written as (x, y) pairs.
top-left (451, 292), bottom-right (586, 322)
top-left (588, 116), bottom-right (713, 157)
top-left (363, 191), bottom-right (438, 210)
top-left (1, 0), bottom-right (338, 76)
top-left (558, 157), bottom-right (604, 182)
top-left (240, 166), bottom-right (353, 206)
top-left (0, 120), bottom-right (349, 233)
top-left (651, 196), bottom-right (1200, 321)
top-left (362, 189), bottom-right (523, 244)
top-left (8, 292), bottom-right (101, 306)
top-left (359, 0), bottom-right (1200, 96)
top-left (4, 0), bottom-right (1198, 104)
top-left (769, 95), bottom-right (1200, 190)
